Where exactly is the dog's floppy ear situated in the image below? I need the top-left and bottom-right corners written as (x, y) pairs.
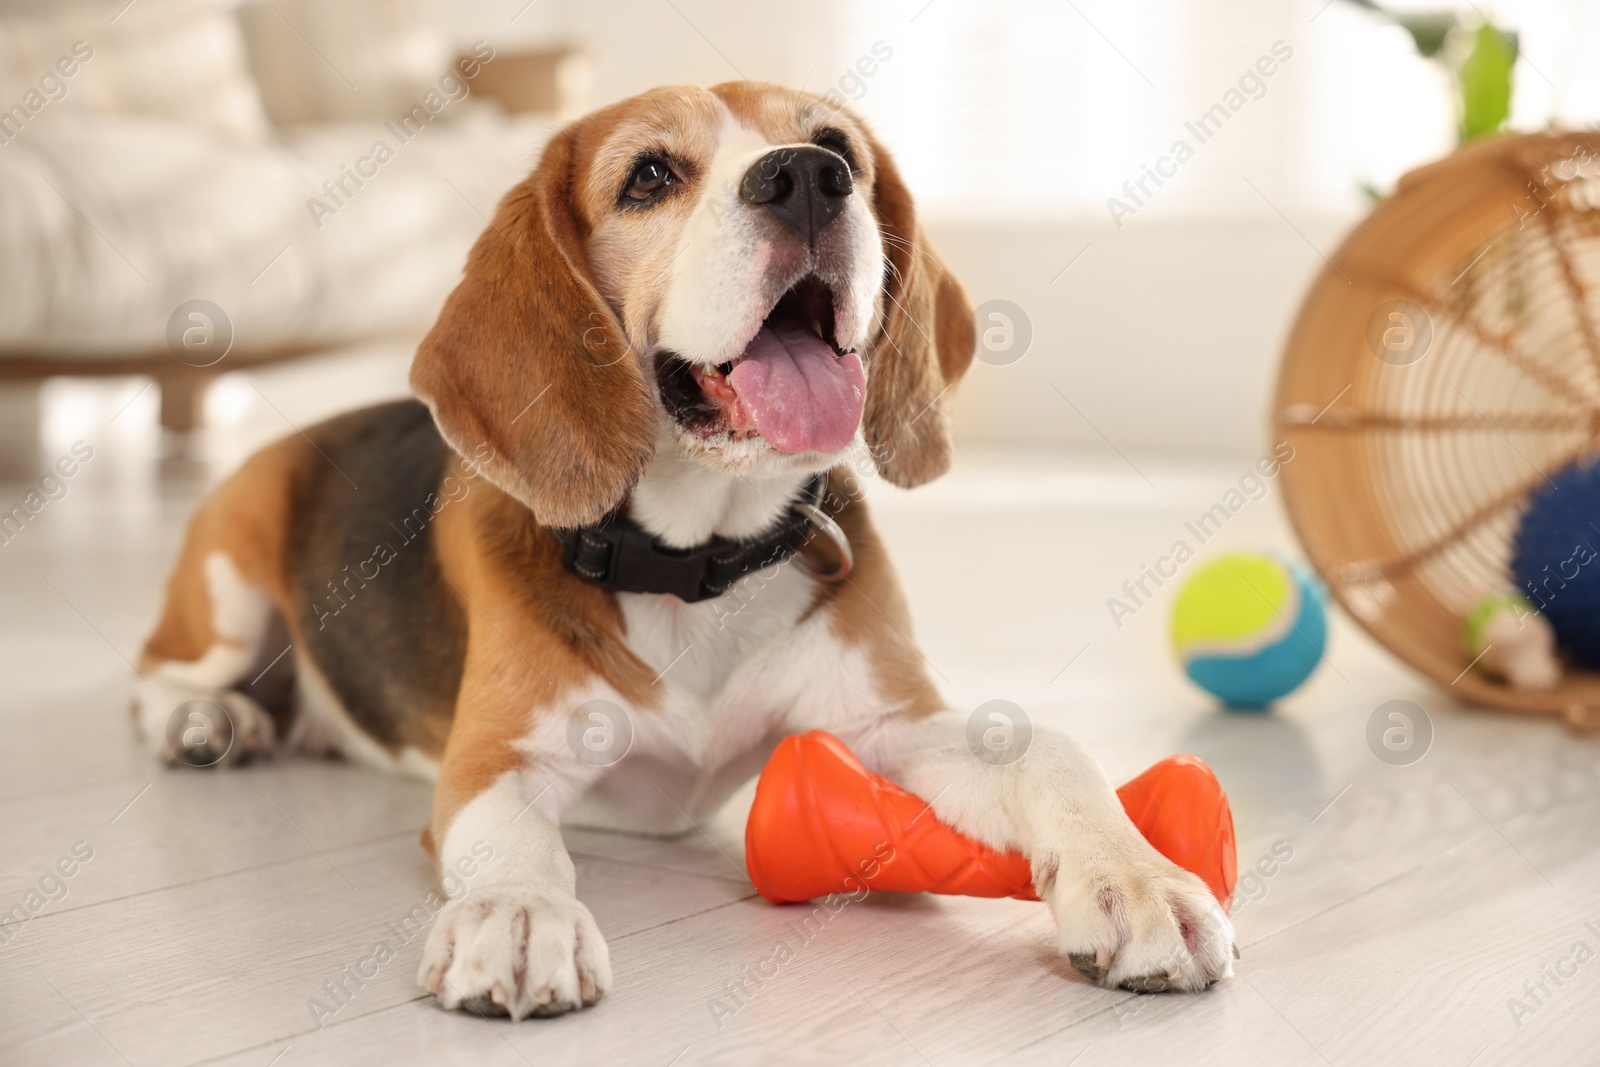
top-left (859, 132), bottom-right (975, 487)
top-left (411, 123), bottom-right (656, 528)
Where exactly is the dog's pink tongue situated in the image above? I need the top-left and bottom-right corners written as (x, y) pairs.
top-left (726, 326), bottom-right (865, 454)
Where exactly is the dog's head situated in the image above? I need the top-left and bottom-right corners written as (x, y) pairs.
top-left (412, 81), bottom-right (975, 528)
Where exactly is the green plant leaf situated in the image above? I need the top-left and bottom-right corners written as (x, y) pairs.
top-left (1337, 1), bottom-right (1457, 58)
top-left (1458, 22), bottom-right (1517, 140)
top-left (1394, 12), bottom-right (1457, 58)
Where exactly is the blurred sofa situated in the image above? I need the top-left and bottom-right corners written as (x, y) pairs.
top-left (0, 0), bottom-right (580, 447)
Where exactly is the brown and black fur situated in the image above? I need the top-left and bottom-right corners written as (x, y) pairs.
top-left (141, 400), bottom-right (480, 760)
top-left (286, 399), bottom-right (470, 754)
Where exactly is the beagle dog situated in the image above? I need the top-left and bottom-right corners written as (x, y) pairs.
top-left (134, 82), bottom-right (1233, 1020)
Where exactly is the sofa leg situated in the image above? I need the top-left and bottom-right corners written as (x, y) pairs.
top-left (0, 380), bottom-right (43, 480)
top-left (159, 371), bottom-right (210, 434)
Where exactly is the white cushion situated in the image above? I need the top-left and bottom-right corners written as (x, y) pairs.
top-left (0, 0), bottom-right (271, 142)
top-left (235, 0), bottom-right (453, 126)
top-left (0, 110), bottom-right (555, 356)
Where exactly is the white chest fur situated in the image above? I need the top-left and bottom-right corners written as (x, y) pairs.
top-left (618, 555), bottom-right (818, 743)
top-left (559, 442), bottom-right (831, 834)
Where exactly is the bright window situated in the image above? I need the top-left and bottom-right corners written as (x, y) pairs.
top-left (836, 0), bottom-right (1600, 220)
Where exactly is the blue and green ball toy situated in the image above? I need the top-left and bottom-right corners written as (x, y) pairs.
top-left (1171, 552), bottom-right (1328, 707)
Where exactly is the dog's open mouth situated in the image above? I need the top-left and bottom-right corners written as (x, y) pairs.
top-left (656, 275), bottom-right (866, 454)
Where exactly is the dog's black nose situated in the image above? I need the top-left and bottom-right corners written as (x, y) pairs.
top-left (739, 145), bottom-right (852, 243)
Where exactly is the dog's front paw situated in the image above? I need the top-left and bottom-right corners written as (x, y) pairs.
top-left (1040, 843), bottom-right (1234, 994)
top-left (419, 889), bottom-right (612, 1020)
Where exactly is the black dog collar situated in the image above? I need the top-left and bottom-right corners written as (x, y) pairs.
top-left (554, 474), bottom-right (851, 602)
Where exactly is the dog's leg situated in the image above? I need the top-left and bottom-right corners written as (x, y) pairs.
top-left (136, 441), bottom-right (304, 766)
top-left (417, 658), bottom-right (615, 1020)
top-left (781, 510), bottom-right (1232, 993)
top-left (136, 549), bottom-right (281, 767)
top-left (846, 713), bottom-right (1236, 992)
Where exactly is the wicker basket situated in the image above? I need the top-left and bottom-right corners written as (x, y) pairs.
top-left (1273, 131), bottom-right (1600, 730)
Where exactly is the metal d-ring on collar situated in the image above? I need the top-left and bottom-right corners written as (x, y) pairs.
top-left (791, 499), bottom-right (853, 583)
top-left (554, 473), bottom-right (853, 602)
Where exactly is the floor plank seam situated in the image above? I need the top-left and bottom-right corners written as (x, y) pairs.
top-left (1239, 825), bottom-right (1501, 952)
top-left (609, 894), bottom-right (758, 944)
top-left (566, 847), bottom-right (754, 887)
top-left (1, 826), bottom-right (426, 931)
top-left (1000, 978), bottom-right (1215, 1059)
top-left (0, 770), bottom-right (153, 808)
top-left (175, 995), bottom-right (436, 1067)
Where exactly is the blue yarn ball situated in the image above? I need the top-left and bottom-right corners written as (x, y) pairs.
top-left (1511, 461), bottom-right (1600, 669)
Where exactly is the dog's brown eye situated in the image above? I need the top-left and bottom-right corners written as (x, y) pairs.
top-left (626, 160), bottom-right (674, 201)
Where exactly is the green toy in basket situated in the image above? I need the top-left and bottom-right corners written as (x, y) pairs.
top-left (1171, 552), bottom-right (1327, 707)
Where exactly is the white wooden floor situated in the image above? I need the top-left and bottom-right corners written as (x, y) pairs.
top-left (4, 360), bottom-right (1600, 1066)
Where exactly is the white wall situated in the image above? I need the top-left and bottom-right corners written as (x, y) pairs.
top-left (445, 0), bottom-right (836, 103)
top-left (933, 215), bottom-right (1347, 461)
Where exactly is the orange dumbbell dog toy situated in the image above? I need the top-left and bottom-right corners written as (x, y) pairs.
top-left (745, 731), bottom-right (1236, 909)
